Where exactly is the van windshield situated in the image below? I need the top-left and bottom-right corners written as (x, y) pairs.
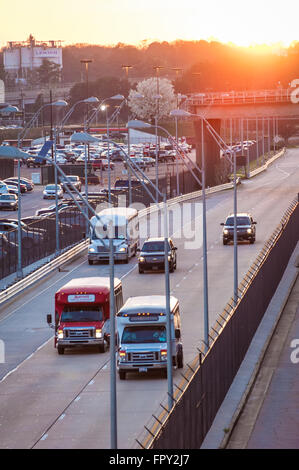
top-left (226, 216), bottom-right (251, 226)
top-left (121, 326), bottom-right (166, 344)
top-left (61, 306), bottom-right (103, 322)
top-left (142, 241), bottom-right (169, 252)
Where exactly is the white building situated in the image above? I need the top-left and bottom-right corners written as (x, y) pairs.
top-left (3, 35), bottom-right (63, 82)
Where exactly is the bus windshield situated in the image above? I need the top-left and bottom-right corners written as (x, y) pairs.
top-left (121, 326), bottom-right (166, 344)
top-left (92, 225), bottom-right (126, 240)
top-left (61, 306), bottom-right (103, 322)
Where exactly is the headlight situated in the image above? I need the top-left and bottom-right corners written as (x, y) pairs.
top-left (96, 329), bottom-right (102, 338)
top-left (58, 329), bottom-right (63, 339)
top-left (161, 349), bottom-right (167, 360)
top-left (89, 247), bottom-right (96, 253)
top-left (247, 228), bottom-right (252, 234)
top-left (168, 255), bottom-right (171, 261)
top-left (223, 229), bottom-right (229, 235)
top-left (139, 256), bottom-right (145, 262)
top-left (119, 350), bottom-right (126, 361)
top-left (118, 247), bottom-right (127, 252)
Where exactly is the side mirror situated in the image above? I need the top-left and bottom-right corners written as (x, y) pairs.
top-left (174, 247), bottom-right (178, 251)
top-left (220, 223), bottom-right (224, 226)
top-left (175, 328), bottom-right (181, 339)
top-left (253, 221), bottom-right (257, 224)
top-left (46, 314), bottom-right (54, 329)
top-left (136, 248), bottom-right (140, 252)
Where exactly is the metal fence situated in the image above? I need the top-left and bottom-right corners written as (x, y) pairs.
top-left (0, 204), bottom-right (97, 281)
top-left (136, 196), bottom-right (299, 449)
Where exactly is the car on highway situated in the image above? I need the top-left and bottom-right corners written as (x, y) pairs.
top-left (137, 237), bottom-right (177, 273)
top-left (221, 213), bottom-right (257, 245)
top-left (0, 194), bottom-right (18, 211)
top-left (43, 184), bottom-right (64, 199)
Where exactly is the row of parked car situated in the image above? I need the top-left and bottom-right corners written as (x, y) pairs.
top-left (0, 176), bottom-right (34, 211)
top-left (23, 139), bottom-right (191, 170)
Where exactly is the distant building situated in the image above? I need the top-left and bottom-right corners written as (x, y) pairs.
top-left (3, 35), bottom-right (63, 83)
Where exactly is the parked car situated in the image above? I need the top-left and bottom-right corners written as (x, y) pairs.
top-left (0, 220), bottom-right (46, 249)
top-left (0, 194), bottom-right (18, 211)
top-left (0, 182), bottom-right (10, 194)
top-left (4, 177), bottom-right (34, 191)
top-left (0, 233), bottom-right (17, 262)
top-left (92, 158), bottom-right (104, 170)
top-left (43, 184), bottom-right (64, 199)
top-left (221, 213), bottom-right (257, 245)
top-left (59, 175), bottom-right (82, 192)
top-left (137, 237), bottom-right (177, 273)
top-left (3, 179), bottom-right (27, 193)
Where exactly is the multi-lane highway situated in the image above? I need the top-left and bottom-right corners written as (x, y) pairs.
top-left (0, 148), bottom-right (298, 449)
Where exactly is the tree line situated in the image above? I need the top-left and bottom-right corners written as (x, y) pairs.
top-left (2, 39), bottom-right (299, 93)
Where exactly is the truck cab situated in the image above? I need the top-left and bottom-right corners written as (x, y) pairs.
top-left (116, 295), bottom-right (183, 380)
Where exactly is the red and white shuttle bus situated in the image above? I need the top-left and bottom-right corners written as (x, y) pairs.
top-left (47, 277), bottom-right (123, 355)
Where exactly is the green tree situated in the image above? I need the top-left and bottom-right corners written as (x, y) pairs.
top-left (37, 59), bottom-right (61, 86)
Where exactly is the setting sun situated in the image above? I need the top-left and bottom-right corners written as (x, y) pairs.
top-left (1, 0), bottom-right (298, 48)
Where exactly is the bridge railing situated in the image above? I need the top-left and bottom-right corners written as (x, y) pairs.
top-left (187, 88), bottom-right (294, 106)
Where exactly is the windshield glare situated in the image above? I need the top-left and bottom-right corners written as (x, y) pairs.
top-left (61, 306), bottom-right (103, 322)
top-left (121, 326), bottom-right (166, 344)
top-left (226, 217), bottom-right (251, 226)
top-left (142, 241), bottom-right (169, 252)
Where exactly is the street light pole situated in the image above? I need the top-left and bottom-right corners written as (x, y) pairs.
top-left (233, 149), bottom-right (238, 305)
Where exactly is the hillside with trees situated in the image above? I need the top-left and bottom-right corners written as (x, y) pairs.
top-left (61, 40), bottom-right (299, 92)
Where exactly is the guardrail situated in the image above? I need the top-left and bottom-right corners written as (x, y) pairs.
top-left (249, 148), bottom-right (285, 177)
top-left (187, 88), bottom-right (294, 106)
top-left (0, 239), bottom-right (89, 306)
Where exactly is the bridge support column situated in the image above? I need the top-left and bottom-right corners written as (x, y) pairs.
top-left (193, 118), bottom-right (222, 187)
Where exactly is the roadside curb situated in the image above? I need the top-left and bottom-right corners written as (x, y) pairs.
top-left (201, 241), bottom-right (299, 449)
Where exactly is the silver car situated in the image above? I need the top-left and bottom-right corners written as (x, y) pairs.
top-left (43, 184), bottom-right (64, 199)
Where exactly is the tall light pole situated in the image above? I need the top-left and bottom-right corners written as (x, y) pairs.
top-left (17, 100), bottom-right (67, 276)
top-left (153, 66), bottom-right (164, 201)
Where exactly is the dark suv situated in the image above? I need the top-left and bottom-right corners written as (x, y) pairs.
top-left (221, 213), bottom-right (257, 245)
top-left (138, 237), bottom-right (177, 273)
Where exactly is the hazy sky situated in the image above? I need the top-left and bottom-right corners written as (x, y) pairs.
top-left (1, 0), bottom-right (299, 49)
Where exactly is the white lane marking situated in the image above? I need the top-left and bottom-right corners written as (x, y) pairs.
top-left (0, 257), bottom-right (88, 324)
top-left (0, 337), bottom-right (53, 383)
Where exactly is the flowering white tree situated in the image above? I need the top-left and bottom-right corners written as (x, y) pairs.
top-left (128, 77), bottom-right (176, 122)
